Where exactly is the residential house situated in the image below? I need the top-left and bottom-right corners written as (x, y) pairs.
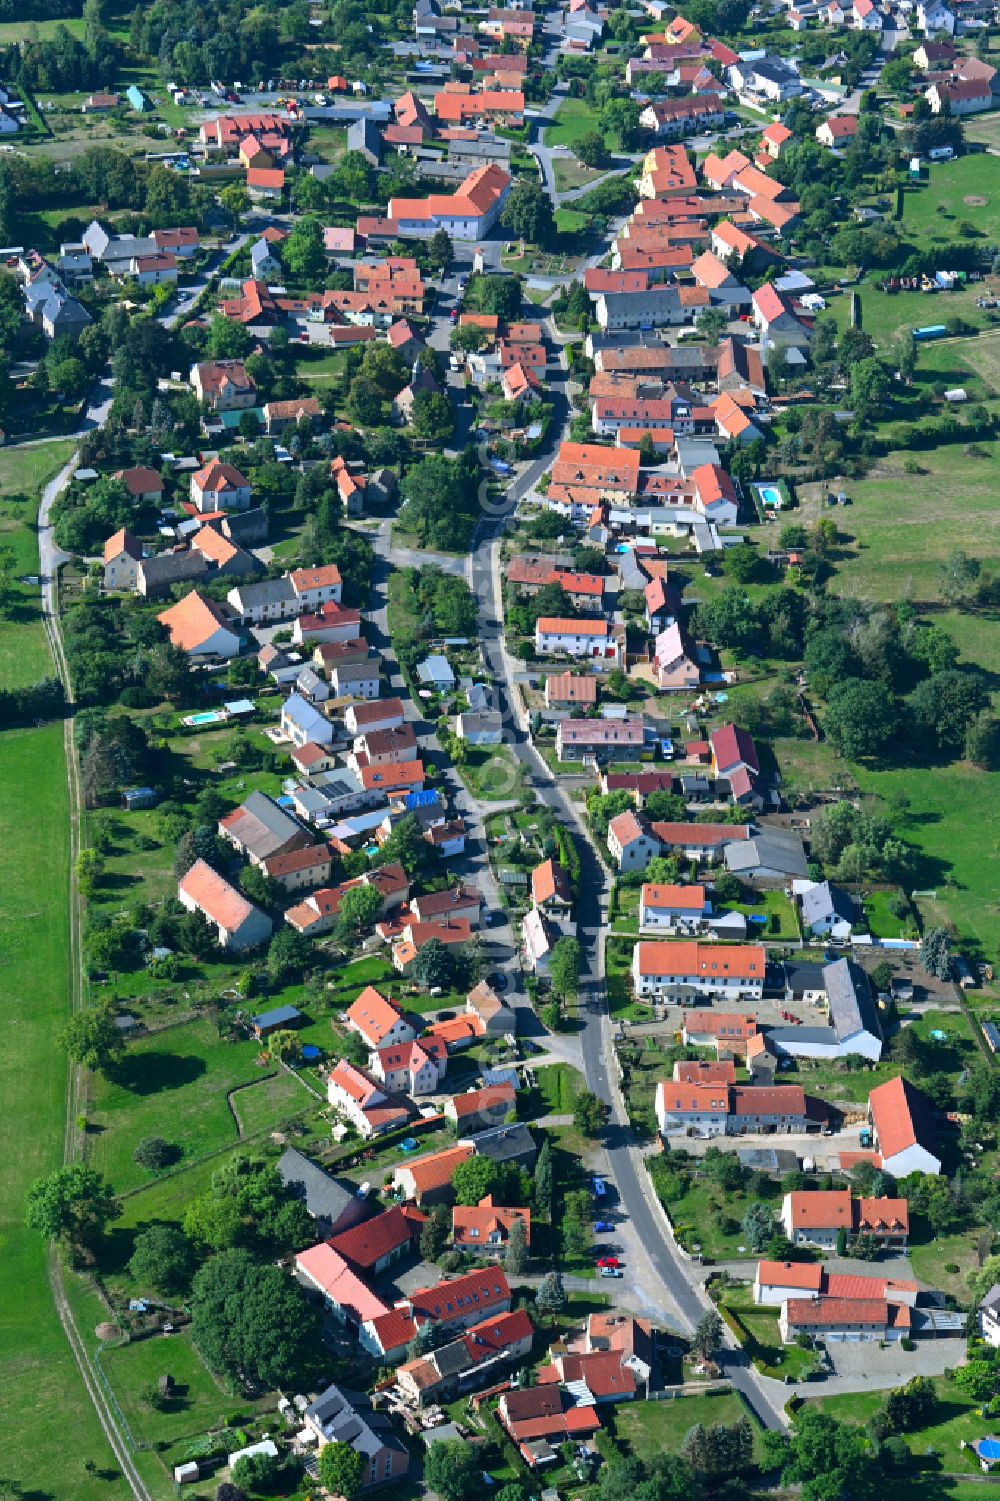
top-left (327, 1059), bottom-right (411, 1138)
top-left (681, 1012), bottom-right (760, 1054)
top-left (261, 843), bottom-right (334, 894)
top-left (177, 859), bottom-right (273, 950)
top-left (633, 940), bottom-right (766, 1003)
top-left (780, 1190), bottom-right (909, 1249)
top-left (800, 880), bottom-right (857, 940)
top-left (395, 1309), bottom-right (534, 1405)
top-left (531, 858), bottom-right (572, 913)
top-left (653, 621), bottom-right (700, 691)
top-left (452, 1196), bottom-right (530, 1256)
top-left (391, 1143), bottom-right (476, 1206)
top-left (654, 1081), bottom-right (809, 1137)
top-left (724, 827), bottom-right (808, 883)
top-left (282, 693), bottom-right (334, 749)
top-left (386, 163), bottom-right (511, 240)
top-left (651, 820), bottom-right (749, 864)
top-left (537, 1350), bottom-right (637, 1404)
top-left (190, 359), bottom-right (258, 411)
top-left (607, 810), bottom-right (661, 872)
top-left (444, 1083), bottom-right (517, 1133)
top-left (466, 981), bottom-right (516, 1038)
top-left (115, 466), bottom-right (164, 503)
top-left (191, 461), bottom-right (252, 512)
top-left (370, 1037), bottom-right (447, 1096)
top-left (816, 114), bottom-right (858, 148)
top-left (301, 1384), bottom-right (409, 1488)
top-left (346, 987), bottom-right (418, 1049)
top-left (556, 716), bottom-right (641, 762)
top-left (639, 883), bottom-right (711, 930)
top-left (544, 672), bottom-right (598, 709)
top-left (103, 528), bottom-right (143, 591)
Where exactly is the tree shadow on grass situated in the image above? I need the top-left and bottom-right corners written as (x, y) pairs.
top-left (115, 1051), bottom-right (207, 1096)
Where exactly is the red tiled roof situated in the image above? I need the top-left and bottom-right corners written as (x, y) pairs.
top-left (328, 1204), bottom-right (426, 1270)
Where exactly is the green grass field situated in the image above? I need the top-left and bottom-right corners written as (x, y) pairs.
top-left (0, 725), bottom-right (134, 1498)
top-left (828, 283), bottom-right (996, 349)
top-left (829, 437), bottom-right (999, 603)
top-left (901, 154), bottom-right (1000, 246)
top-left (99, 1328), bottom-right (272, 1466)
top-left (88, 1019), bottom-right (307, 1194)
top-left (0, 438), bottom-right (79, 690)
top-left (851, 760), bottom-right (1000, 962)
top-left (615, 1389), bottom-right (759, 1457)
top-left (544, 97), bottom-right (600, 150)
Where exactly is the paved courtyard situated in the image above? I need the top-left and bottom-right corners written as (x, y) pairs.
top-left (790, 1335), bottom-right (968, 1396)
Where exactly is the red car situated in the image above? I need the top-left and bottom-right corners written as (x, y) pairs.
top-left (596, 1256), bottom-right (620, 1269)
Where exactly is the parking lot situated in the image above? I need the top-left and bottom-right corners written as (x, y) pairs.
top-left (791, 1335), bottom-right (968, 1396)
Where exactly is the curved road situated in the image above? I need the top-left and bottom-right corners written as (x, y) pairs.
top-left (466, 422), bottom-right (788, 1431)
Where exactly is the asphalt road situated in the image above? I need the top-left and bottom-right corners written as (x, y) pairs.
top-left (458, 328), bottom-right (789, 1429)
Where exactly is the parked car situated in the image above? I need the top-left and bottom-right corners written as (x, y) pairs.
top-left (599, 1266), bottom-right (622, 1278)
top-left (594, 1220), bottom-right (615, 1233)
top-left (596, 1257), bottom-right (620, 1269)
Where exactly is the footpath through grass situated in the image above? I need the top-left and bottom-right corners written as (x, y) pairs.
top-left (0, 725), bottom-right (132, 1498)
top-left (0, 437), bottom-right (79, 690)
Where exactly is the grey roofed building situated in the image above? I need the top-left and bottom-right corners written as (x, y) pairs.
top-left (303, 1383), bottom-right (409, 1466)
top-left (276, 1148), bottom-right (373, 1235)
top-left (250, 238), bottom-right (278, 277)
top-left (138, 549), bottom-right (210, 594)
top-left (229, 576), bottom-right (296, 614)
top-left (448, 135), bottom-right (511, 164)
top-left (801, 879), bottom-right (855, 932)
top-left (416, 654), bottom-right (455, 690)
top-left (824, 957), bottom-right (882, 1047)
top-left (783, 960), bottom-right (827, 997)
top-left (724, 827), bottom-right (808, 882)
top-left (221, 507), bottom-right (269, 544)
top-left (348, 115), bottom-right (382, 165)
top-left (219, 789), bottom-right (309, 862)
top-left (463, 1123), bottom-right (536, 1170)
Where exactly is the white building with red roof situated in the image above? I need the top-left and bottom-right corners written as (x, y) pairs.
top-left (346, 986), bottom-right (417, 1049)
top-left (868, 1075), bottom-right (941, 1176)
top-left (177, 859), bottom-right (272, 950)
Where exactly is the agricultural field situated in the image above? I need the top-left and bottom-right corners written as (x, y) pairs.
top-left (0, 724), bottom-right (133, 1498)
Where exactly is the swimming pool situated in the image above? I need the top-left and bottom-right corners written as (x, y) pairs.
top-left (756, 482), bottom-right (784, 509)
top-left (182, 709), bottom-right (228, 727)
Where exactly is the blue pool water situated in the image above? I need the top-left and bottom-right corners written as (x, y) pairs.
top-left (757, 484), bottom-right (783, 508)
top-left (185, 710), bottom-right (227, 725)
top-left (977, 1440), bottom-right (1000, 1460)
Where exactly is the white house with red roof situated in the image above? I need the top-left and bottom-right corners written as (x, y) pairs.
top-left (346, 986), bottom-right (417, 1049)
top-left (868, 1075), bottom-right (942, 1176)
top-left (190, 460), bottom-right (252, 512)
top-left (369, 1037), bottom-right (447, 1096)
top-left (327, 1058), bottom-right (410, 1137)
